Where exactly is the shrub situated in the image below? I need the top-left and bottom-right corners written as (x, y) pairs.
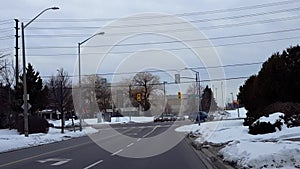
top-left (17, 115), bottom-right (49, 134)
top-left (243, 116), bottom-right (256, 126)
top-left (249, 118), bottom-right (283, 135)
top-left (263, 102), bottom-right (300, 127)
top-left (249, 121), bottom-right (276, 135)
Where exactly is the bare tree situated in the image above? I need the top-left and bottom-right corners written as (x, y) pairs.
top-left (130, 72), bottom-right (161, 111)
top-left (47, 69), bottom-right (73, 118)
top-left (0, 53), bottom-right (10, 74)
top-left (81, 75), bottom-right (112, 116)
top-left (0, 57), bottom-right (15, 129)
top-left (184, 83), bottom-right (199, 114)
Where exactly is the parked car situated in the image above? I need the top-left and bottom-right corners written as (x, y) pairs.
top-left (154, 113), bottom-right (176, 122)
top-left (176, 115), bottom-right (185, 121)
top-left (188, 111), bottom-right (208, 122)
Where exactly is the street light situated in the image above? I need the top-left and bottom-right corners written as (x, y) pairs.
top-left (57, 69), bottom-right (64, 133)
top-left (21, 6), bottom-right (59, 137)
top-left (78, 32), bottom-right (105, 131)
top-left (185, 68), bottom-right (202, 112)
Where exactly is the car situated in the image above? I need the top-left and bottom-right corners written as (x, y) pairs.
top-left (188, 111), bottom-right (208, 122)
top-left (154, 113), bottom-right (176, 122)
top-left (176, 115), bottom-right (185, 121)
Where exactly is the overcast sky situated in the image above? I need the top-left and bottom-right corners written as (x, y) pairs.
top-left (0, 0), bottom-right (299, 106)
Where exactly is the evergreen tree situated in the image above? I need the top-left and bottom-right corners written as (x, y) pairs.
top-left (238, 45), bottom-right (300, 121)
top-left (14, 63), bottom-right (48, 114)
top-left (201, 85), bottom-right (218, 112)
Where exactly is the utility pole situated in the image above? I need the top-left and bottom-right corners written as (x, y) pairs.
top-left (14, 19), bottom-right (19, 129)
top-left (60, 77), bottom-right (64, 133)
top-left (21, 22), bottom-right (29, 137)
top-left (21, 7), bottom-right (59, 137)
top-left (163, 81), bottom-right (167, 106)
top-left (196, 72), bottom-right (202, 112)
top-left (215, 87), bottom-right (218, 106)
top-left (57, 69), bottom-right (65, 133)
top-left (221, 81), bottom-right (224, 109)
top-left (14, 19), bottom-right (19, 86)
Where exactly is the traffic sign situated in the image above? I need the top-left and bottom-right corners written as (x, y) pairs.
top-left (21, 103), bottom-right (32, 110)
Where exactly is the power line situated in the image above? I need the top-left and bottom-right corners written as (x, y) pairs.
top-left (26, 6), bottom-right (300, 31)
top-left (25, 35), bottom-right (300, 55)
top-left (25, 27), bottom-right (300, 48)
top-left (0, 35), bottom-right (14, 40)
top-left (23, 0), bottom-right (300, 23)
top-left (25, 15), bottom-right (300, 39)
top-left (0, 19), bottom-right (13, 23)
top-left (40, 62), bottom-right (262, 79)
top-left (0, 47), bottom-right (14, 52)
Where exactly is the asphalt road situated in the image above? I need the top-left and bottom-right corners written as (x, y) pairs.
top-left (0, 121), bottom-right (211, 169)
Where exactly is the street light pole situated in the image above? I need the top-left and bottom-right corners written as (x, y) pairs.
top-left (78, 32), bottom-right (104, 131)
top-left (57, 69), bottom-right (64, 133)
top-left (188, 69), bottom-right (201, 112)
top-left (21, 22), bottom-right (29, 137)
top-left (21, 7), bottom-right (59, 137)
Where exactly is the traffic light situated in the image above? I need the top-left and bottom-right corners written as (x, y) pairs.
top-left (178, 92), bottom-right (182, 100)
top-left (136, 93), bottom-right (142, 102)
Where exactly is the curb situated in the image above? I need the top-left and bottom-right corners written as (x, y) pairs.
top-left (186, 135), bottom-right (235, 169)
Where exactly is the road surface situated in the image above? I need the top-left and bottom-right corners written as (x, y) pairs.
top-left (0, 121), bottom-right (213, 169)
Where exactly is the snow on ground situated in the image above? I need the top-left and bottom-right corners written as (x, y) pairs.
top-left (176, 112), bottom-right (300, 169)
top-left (208, 108), bottom-right (247, 121)
top-left (225, 107), bottom-right (247, 119)
top-left (0, 127), bottom-right (98, 153)
top-left (0, 116), bottom-right (153, 153)
top-left (84, 116), bottom-right (154, 125)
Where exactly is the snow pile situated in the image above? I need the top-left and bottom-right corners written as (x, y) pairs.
top-left (176, 112), bottom-right (300, 169)
top-left (0, 127), bottom-right (98, 153)
top-left (225, 107), bottom-right (247, 119)
top-left (220, 140), bottom-right (300, 169)
top-left (255, 112), bottom-right (284, 124)
top-left (48, 119), bottom-right (80, 127)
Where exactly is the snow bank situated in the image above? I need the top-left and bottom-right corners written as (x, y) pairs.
top-left (84, 116), bottom-right (154, 125)
top-left (0, 127), bottom-right (98, 153)
top-left (225, 107), bottom-right (247, 119)
top-left (176, 112), bottom-right (300, 168)
top-left (255, 112), bottom-right (284, 124)
top-left (220, 140), bottom-right (300, 169)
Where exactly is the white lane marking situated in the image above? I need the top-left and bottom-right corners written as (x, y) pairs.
top-left (111, 149), bottom-right (123, 156)
top-left (51, 159), bottom-right (72, 166)
top-left (37, 158), bottom-right (71, 166)
top-left (83, 160), bottom-right (103, 169)
top-left (142, 126), bottom-right (158, 138)
top-left (137, 138), bottom-right (141, 142)
top-left (127, 143), bottom-right (134, 147)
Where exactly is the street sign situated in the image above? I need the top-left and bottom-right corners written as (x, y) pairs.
top-left (21, 103), bottom-right (32, 110)
top-left (175, 74), bottom-right (180, 84)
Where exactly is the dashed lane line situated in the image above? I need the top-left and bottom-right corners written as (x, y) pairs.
top-left (126, 143), bottom-right (134, 148)
top-left (83, 160), bottom-right (103, 169)
top-left (142, 126), bottom-right (158, 138)
top-left (111, 149), bottom-right (123, 156)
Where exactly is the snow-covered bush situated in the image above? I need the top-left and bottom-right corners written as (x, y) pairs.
top-left (249, 113), bottom-right (284, 135)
